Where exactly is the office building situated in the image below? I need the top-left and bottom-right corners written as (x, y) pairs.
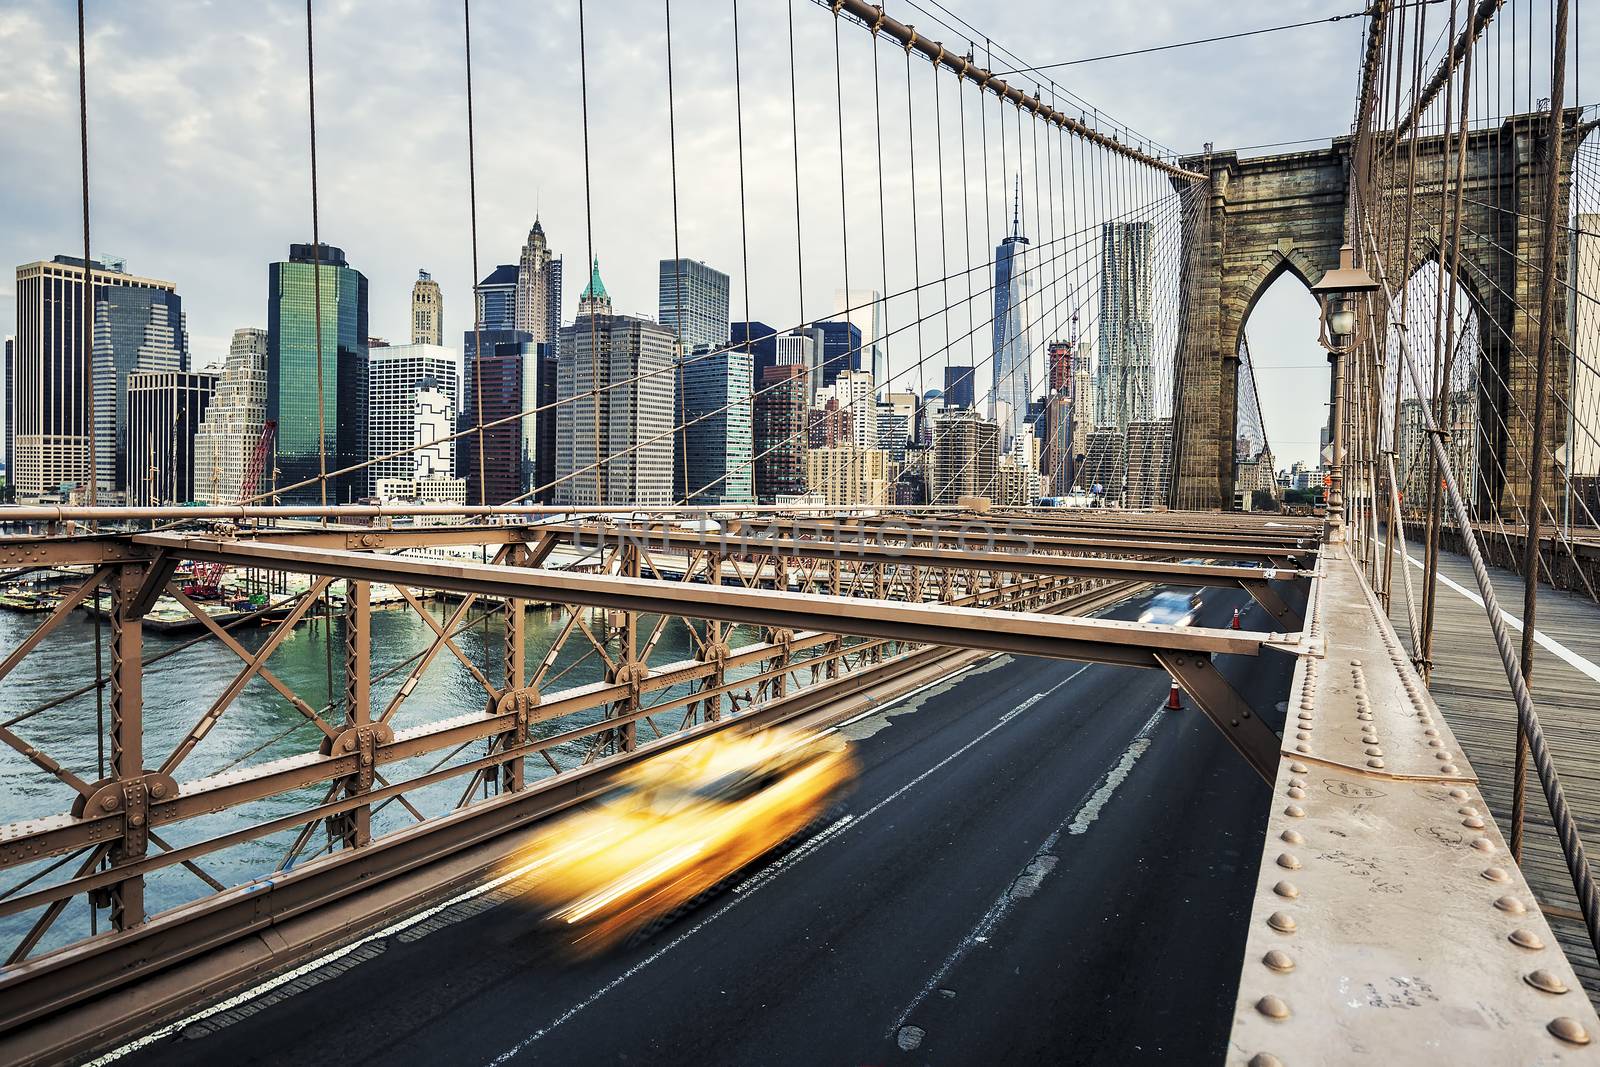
top-left (834, 289), bottom-right (885, 389)
top-left (125, 369), bottom-right (216, 506)
top-left (459, 330), bottom-right (556, 505)
top-left (367, 343), bottom-right (461, 496)
top-left (991, 185), bottom-right (1032, 448)
top-left (12, 257), bottom-right (186, 502)
top-left (1072, 341), bottom-right (1095, 460)
top-left (732, 320), bottom-right (780, 385)
top-left (556, 260), bottom-right (676, 506)
top-left (1078, 428), bottom-right (1126, 501)
top-left (1041, 392), bottom-right (1074, 495)
top-left (755, 363), bottom-right (808, 502)
top-left (193, 328), bottom-right (269, 504)
top-left (806, 444), bottom-right (890, 506)
top-left (411, 270), bottom-right (443, 346)
top-left (1096, 221), bottom-right (1154, 432)
top-left (775, 329), bottom-right (819, 385)
top-left (833, 369), bottom-right (877, 450)
top-left (876, 404), bottom-right (911, 464)
top-left (1048, 339), bottom-right (1073, 393)
top-left (917, 389), bottom-right (946, 447)
top-left (808, 395), bottom-right (851, 449)
top-left (943, 364), bottom-right (976, 411)
top-left (515, 220), bottom-right (563, 345)
top-left (996, 458), bottom-right (1038, 509)
top-left (1124, 417), bottom-right (1173, 509)
top-left (659, 259), bottom-right (731, 353)
top-left (677, 344), bottom-right (754, 504)
top-left (3, 336), bottom-right (13, 487)
top-left (809, 319), bottom-right (863, 392)
top-left (375, 383), bottom-right (465, 506)
top-left (267, 243), bottom-right (369, 504)
top-left (929, 408), bottom-right (1000, 504)
top-left (475, 265), bottom-right (519, 331)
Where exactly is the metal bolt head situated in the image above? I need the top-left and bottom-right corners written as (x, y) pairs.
top-left (1509, 928), bottom-right (1545, 951)
top-left (1549, 1017), bottom-right (1592, 1045)
top-left (1267, 911), bottom-right (1297, 933)
top-left (1472, 837), bottom-right (1495, 852)
top-left (1482, 866), bottom-right (1510, 883)
top-left (100, 795), bottom-right (118, 811)
top-left (1273, 880), bottom-right (1299, 899)
top-left (1449, 787), bottom-right (1469, 801)
top-left (149, 781), bottom-right (166, 799)
top-left (1262, 949), bottom-right (1295, 973)
top-left (1525, 969), bottom-right (1569, 995)
top-left (1439, 764), bottom-right (1459, 775)
top-left (1495, 895), bottom-right (1527, 914)
top-left (1255, 994), bottom-right (1290, 1019)
top-left (1462, 816), bottom-right (1485, 829)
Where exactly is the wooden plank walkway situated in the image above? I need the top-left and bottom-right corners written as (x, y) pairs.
top-left (1385, 543), bottom-right (1600, 1004)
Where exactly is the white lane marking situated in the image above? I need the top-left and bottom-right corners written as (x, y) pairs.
top-left (481, 663), bottom-right (1094, 1064)
top-left (830, 656), bottom-right (1007, 737)
top-left (1394, 550), bottom-right (1600, 686)
top-left (887, 706), bottom-right (1165, 1041)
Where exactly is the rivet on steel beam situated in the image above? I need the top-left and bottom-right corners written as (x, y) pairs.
top-left (1262, 949), bottom-right (1295, 973)
top-left (1367, 758), bottom-right (1385, 769)
top-left (1449, 788), bottom-right (1470, 801)
top-left (1510, 929), bottom-right (1545, 951)
top-left (1289, 778), bottom-right (1306, 790)
top-left (1365, 746), bottom-right (1383, 757)
top-left (1284, 805), bottom-right (1306, 819)
top-left (1463, 816), bottom-right (1485, 829)
top-left (1276, 853), bottom-right (1301, 871)
top-left (1495, 896), bottom-right (1527, 914)
top-left (1287, 787), bottom-right (1306, 800)
top-left (1273, 880), bottom-right (1299, 899)
top-left (1526, 970), bottom-right (1569, 995)
top-left (1439, 764), bottom-right (1459, 775)
top-left (1459, 806), bottom-right (1478, 816)
top-left (1248, 1054), bottom-right (1285, 1067)
top-left (1424, 727), bottom-right (1440, 738)
top-left (1435, 751), bottom-right (1453, 761)
top-left (1267, 911), bottom-right (1297, 933)
top-left (1255, 994), bottom-right (1290, 1019)
top-left (1549, 1017), bottom-right (1591, 1045)
top-left (1482, 866), bottom-right (1511, 882)
top-left (1280, 830), bottom-right (1304, 845)
top-left (1428, 739), bottom-right (1443, 748)
top-left (1295, 743), bottom-right (1311, 754)
top-left (1289, 762), bottom-right (1308, 774)
top-left (1296, 731), bottom-right (1311, 741)
top-left (1472, 837), bottom-right (1495, 852)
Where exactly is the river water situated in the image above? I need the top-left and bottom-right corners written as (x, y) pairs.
top-left (0, 598), bottom-right (771, 957)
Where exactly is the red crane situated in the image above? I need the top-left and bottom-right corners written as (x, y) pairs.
top-left (185, 421), bottom-right (276, 599)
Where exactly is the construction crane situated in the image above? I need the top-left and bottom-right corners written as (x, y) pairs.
top-left (184, 421), bottom-right (276, 599)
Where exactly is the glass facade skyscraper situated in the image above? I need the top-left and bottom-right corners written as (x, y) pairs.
top-left (676, 344), bottom-right (753, 504)
top-left (809, 320), bottom-right (863, 394)
top-left (93, 281), bottom-right (189, 496)
top-left (267, 243), bottom-right (369, 504)
top-left (990, 187), bottom-right (1032, 450)
top-left (475, 265), bottom-right (519, 331)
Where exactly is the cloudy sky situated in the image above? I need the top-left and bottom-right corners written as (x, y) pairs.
top-left (0, 0), bottom-right (1453, 468)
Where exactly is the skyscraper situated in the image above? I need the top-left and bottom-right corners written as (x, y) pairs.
top-left (991, 183), bottom-right (1032, 449)
top-left (193, 327), bottom-right (269, 504)
top-left (514, 220), bottom-right (562, 344)
top-left (1041, 392), bottom-right (1074, 495)
top-left (755, 364), bottom-right (808, 502)
top-left (3, 336), bottom-right (13, 488)
top-left (411, 270), bottom-right (443, 346)
top-left (1048, 339), bottom-right (1073, 392)
top-left (833, 369), bottom-right (877, 450)
top-left (475, 265), bottom-right (519, 331)
top-left (1096, 221), bottom-right (1154, 432)
top-left (125, 369), bottom-right (215, 506)
top-left (929, 408), bottom-right (1000, 504)
top-left (834, 289), bottom-right (885, 390)
top-left (12, 256), bottom-right (184, 503)
top-left (659, 259), bottom-right (731, 352)
top-left (809, 320), bottom-right (864, 393)
top-left (556, 260), bottom-right (677, 506)
top-left (367, 343), bottom-right (461, 496)
top-left (267, 243), bottom-right (369, 504)
top-left (676, 344), bottom-right (753, 504)
top-left (806, 445), bottom-right (890, 506)
top-left (459, 332), bottom-right (556, 505)
top-left (731, 321), bottom-right (779, 385)
top-left (943, 364), bottom-right (976, 411)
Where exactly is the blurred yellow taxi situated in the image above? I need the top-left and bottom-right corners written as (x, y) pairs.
top-left (517, 725), bottom-right (854, 954)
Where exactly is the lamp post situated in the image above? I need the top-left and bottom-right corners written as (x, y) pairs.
top-left (1310, 244), bottom-right (1379, 546)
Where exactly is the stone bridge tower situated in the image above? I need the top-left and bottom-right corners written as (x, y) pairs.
top-left (1170, 110), bottom-right (1588, 515)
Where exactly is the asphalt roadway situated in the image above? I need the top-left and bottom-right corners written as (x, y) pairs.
top-left (115, 584), bottom-right (1297, 1066)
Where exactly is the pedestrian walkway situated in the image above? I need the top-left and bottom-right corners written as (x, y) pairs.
top-left (1386, 541), bottom-right (1600, 1003)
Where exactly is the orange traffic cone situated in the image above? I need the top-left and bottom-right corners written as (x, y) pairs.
top-left (1231, 607), bottom-right (1242, 630)
top-left (1166, 680), bottom-right (1183, 710)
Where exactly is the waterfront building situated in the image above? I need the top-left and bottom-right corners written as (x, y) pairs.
top-left (367, 343), bottom-right (461, 496)
top-left (267, 243), bottom-right (369, 504)
top-left (459, 330), bottom-right (556, 505)
top-left (193, 328), bottom-right (269, 504)
top-left (125, 369), bottom-right (215, 506)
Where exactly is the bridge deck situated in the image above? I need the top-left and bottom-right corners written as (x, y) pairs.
top-left (1388, 541), bottom-right (1600, 1003)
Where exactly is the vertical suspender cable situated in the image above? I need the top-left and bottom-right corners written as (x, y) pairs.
top-left (463, 0), bottom-right (487, 506)
top-left (305, 0), bottom-right (328, 511)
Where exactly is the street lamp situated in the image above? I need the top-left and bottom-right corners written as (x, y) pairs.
top-left (1309, 244), bottom-right (1379, 544)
